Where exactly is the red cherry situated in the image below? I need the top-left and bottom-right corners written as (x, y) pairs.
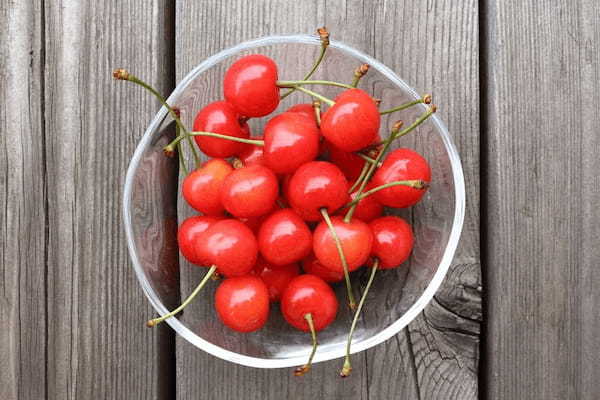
top-left (215, 275), bottom-right (270, 332)
top-left (326, 142), bottom-right (366, 182)
top-left (177, 215), bottom-right (220, 265)
top-left (369, 216), bottom-right (414, 269)
top-left (372, 148), bottom-right (431, 208)
top-left (192, 101), bottom-right (250, 158)
top-left (301, 253), bottom-right (344, 283)
top-left (320, 89), bottom-right (380, 152)
top-left (253, 258), bottom-right (300, 302)
top-left (194, 219), bottom-right (258, 277)
top-left (263, 112), bottom-right (320, 174)
top-left (258, 208), bottom-right (312, 266)
top-left (281, 274), bottom-right (338, 332)
top-left (220, 165), bottom-right (278, 218)
top-left (287, 161), bottom-right (349, 221)
top-left (286, 103), bottom-right (317, 124)
top-left (313, 216), bottom-right (373, 273)
top-left (238, 135), bottom-right (265, 167)
top-left (345, 189), bottom-right (384, 223)
top-left (223, 54), bottom-right (279, 117)
top-left (182, 158), bottom-right (232, 215)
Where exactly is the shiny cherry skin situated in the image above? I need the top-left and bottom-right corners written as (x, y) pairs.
top-left (238, 204), bottom-right (276, 234)
top-left (301, 253), bottom-right (344, 283)
top-left (287, 161), bottom-right (350, 221)
top-left (220, 165), bottom-right (278, 218)
top-left (263, 112), bottom-right (320, 174)
top-left (258, 208), bottom-right (312, 266)
top-left (215, 275), bottom-right (270, 332)
top-left (238, 135), bottom-right (265, 167)
top-left (192, 101), bottom-right (250, 158)
top-left (320, 89), bottom-right (380, 152)
top-left (223, 54), bottom-right (279, 117)
top-left (313, 216), bottom-right (373, 273)
top-left (177, 215), bottom-right (221, 265)
top-left (344, 188), bottom-right (384, 223)
top-left (253, 258), bottom-right (300, 302)
top-left (286, 103), bottom-right (317, 125)
top-left (372, 148), bottom-right (431, 208)
top-left (369, 216), bottom-right (414, 269)
top-left (194, 219), bottom-right (258, 277)
top-left (182, 158), bottom-right (232, 215)
top-left (281, 274), bottom-right (338, 332)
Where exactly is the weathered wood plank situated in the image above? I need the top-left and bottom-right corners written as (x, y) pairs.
top-left (43, 1), bottom-right (175, 398)
top-left (175, 1), bottom-right (480, 399)
top-left (484, 0), bottom-right (600, 399)
top-left (0, 1), bottom-right (47, 399)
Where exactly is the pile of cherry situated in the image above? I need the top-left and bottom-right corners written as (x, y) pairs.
top-left (115, 28), bottom-right (435, 377)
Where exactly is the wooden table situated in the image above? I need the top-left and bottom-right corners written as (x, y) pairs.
top-left (1, 1), bottom-right (598, 399)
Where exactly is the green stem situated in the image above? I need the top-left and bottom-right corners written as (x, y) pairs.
top-left (391, 106), bottom-right (437, 140)
top-left (292, 86), bottom-right (335, 107)
top-left (379, 94), bottom-right (432, 115)
top-left (146, 265), bottom-right (217, 327)
top-left (355, 152), bottom-right (379, 165)
top-left (125, 74), bottom-right (201, 167)
top-left (313, 100), bottom-right (321, 127)
top-left (320, 208), bottom-right (356, 310)
top-left (341, 260), bottom-right (379, 377)
top-left (280, 40), bottom-right (328, 101)
top-left (345, 180), bottom-right (428, 208)
top-left (277, 80), bottom-right (354, 90)
top-left (348, 162), bottom-right (370, 194)
top-left (166, 131), bottom-right (264, 152)
top-left (175, 124), bottom-right (189, 175)
top-left (294, 313), bottom-right (318, 376)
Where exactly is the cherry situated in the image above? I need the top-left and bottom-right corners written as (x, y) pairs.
top-left (281, 274), bottom-right (339, 375)
top-left (224, 54), bottom-right (279, 117)
top-left (238, 135), bottom-right (266, 168)
top-left (343, 189), bottom-right (383, 223)
top-left (371, 148), bottom-right (431, 208)
top-left (313, 216), bottom-right (373, 273)
top-left (194, 219), bottom-right (258, 277)
top-left (182, 158), bottom-right (232, 215)
top-left (263, 112), bottom-right (320, 174)
top-left (220, 165), bottom-right (279, 218)
top-left (192, 101), bottom-right (250, 158)
top-left (369, 216), bottom-right (414, 268)
top-left (326, 142), bottom-right (367, 182)
top-left (287, 161), bottom-right (349, 221)
top-left (258, 208), bottom-right (312, 266)
top-left (253, 258), bottom-right (300, 302)
top-left (286, 103), bottom-right (317, 125)
top-left (301, 253), bottom-right (343, 283)
top-left (215, 275), bottom-right (270, 332)
top-left (177, 215), bottom-right (220, 265)
top-left (320, 89), bottom-right (380, 152)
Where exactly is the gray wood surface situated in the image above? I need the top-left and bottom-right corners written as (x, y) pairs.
top-left (1, 1), bottom-right (175, 399)
top-left (174, 1), bottom-right (481, 399)
top-left (483, 1), bottom-right (600, 399)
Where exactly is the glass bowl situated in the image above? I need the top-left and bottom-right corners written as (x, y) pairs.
top-left (123, 34), bottom-right (465, 368)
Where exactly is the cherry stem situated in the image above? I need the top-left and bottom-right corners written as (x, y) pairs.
top-left (281, 27), bottom-right (329, 101)
top-left (379, 94), bottom-right (432, 115)
top-left (313, 100), bottom-right (322, 127)
top-left (165, 131), bottom-right (264, 153)
top-left (294, 313), bottom-right (318, 376)
top-left (348, 162), bottom-right (370, 193)
top-left (146, 265), bottom-right (217, 327)
top-left (351, 64), bottom-right (370, 88)
top-left (391, 105), bottom-right (437, 140)
top-left (344, 180), bottom-right (428, 209)
top-left (320, 208), bottom-right (356, 310)
top-left (277, 80), bottom-right (354, 90)
top-left (341, 259), bottom-right (379, 377)
top-left (355, 152), bottom-right (380, 166)
top-left (115, 70), bottom-right (201, 168)
top-left (292, 86), bottom-right (335, 107)
top-left (175, 124), bottom-right (189, 175)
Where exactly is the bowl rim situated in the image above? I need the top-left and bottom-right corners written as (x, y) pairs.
top-left (123, 34), bottom-right (466, 368)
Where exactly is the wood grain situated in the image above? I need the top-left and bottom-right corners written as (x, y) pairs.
top-left (0, 1), bottom-right (47, 399)
top-left (42, 1), bottom-right (175, 399)
top-left (175, 1), bottom-right (480, 399)
top-left (483, 0), bottom-right (600, 399)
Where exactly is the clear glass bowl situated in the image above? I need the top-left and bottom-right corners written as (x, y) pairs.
top-left (123, 35), bottom-right (465, 368)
